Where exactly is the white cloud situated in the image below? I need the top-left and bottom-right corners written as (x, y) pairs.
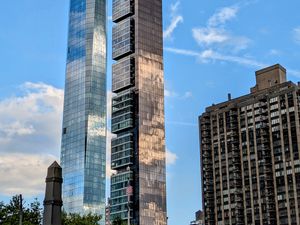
top-left (0, 153), bottom-right (57, 196)
top-left (163, 1), bottom-right (183, 39)
top-left (165, 47), bottom-right (300, 78)
top-left (0, 83), bottom-right (120, 196)
top-left (192, 28), bottom-right (228, 45)
top-left (165, 89), bottom-right (178, 98)
top-left (293, 27), bottom-right (300, 44)
top-left (192, 4), bottom-right (250, 53)
top-left (268, 49), bottom-right (281, 56)
top-left (0, 82), bottom-right (64, 196)
top-left (165, 89), bottom-right (193, 100)
top-left (208, 6), bottom-right (239, 27)
top-left (0, 82), bottom-right (64, 155)
top-left (165, 47), bottom-right (267, 68)
top-left (166, 150), bottom-right (178, 165)
top-left (192, 27), bottom-right (250, 53)
top-left (164, 16), bottom-right (184, 39)
top-left (170, 1), bottom-right (180, 13)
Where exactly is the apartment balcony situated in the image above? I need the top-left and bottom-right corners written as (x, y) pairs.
top-left (112, 0), bottom-right (134, 22)
top-left (112, 57), bottom-right (135, 92)
top-left (112, 18), bottom-right (135, 60)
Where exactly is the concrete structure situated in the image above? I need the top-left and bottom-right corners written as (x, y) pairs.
top-left (190, 210), bottom-right (204, 225)
top-left (110, 0), bottom-right (167, 224)
top-left (60, 0), bottom-right (107, 217)
top-left (200, 64), bottom-right (300, 225)
top-left (43, 161), bottom-right (63, 225)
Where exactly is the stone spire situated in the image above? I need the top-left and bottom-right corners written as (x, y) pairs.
top-left (43, 161), bottom-right (63, 225)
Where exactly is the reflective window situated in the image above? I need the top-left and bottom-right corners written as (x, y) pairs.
top-left (112, 18), bottom-right (134, 60)
top-left (112, 57), bottom-right (134, 92)
top-left (112, 0), bottom-right (133, 22)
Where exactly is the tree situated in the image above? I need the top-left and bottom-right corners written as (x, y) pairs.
top-left (0, 195), bottom-right (102, 225)
top-left (112, 217), bottom-right (127, 225)
top-left (0, 195), bottom-right (43, 225)
top-left (62, 212), bottom-right (102, 225)
top-left (25, 199), bottom-right (43, 225)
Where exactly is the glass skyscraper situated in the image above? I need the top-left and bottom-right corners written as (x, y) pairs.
top-left (110, 0), bottom-right (167, 225)
top-left (60, 0), bottom-right (107, 217)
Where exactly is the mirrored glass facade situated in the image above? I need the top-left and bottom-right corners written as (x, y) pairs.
top-left (61, 0), bottom-right (107, 219)
top-left (110, 0), bottom-right (167, 224)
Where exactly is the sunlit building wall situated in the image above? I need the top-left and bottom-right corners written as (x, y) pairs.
top-left (60, 0), bottom-right (107, 218)
top-left (200, 65), bottom-right (300, 225)
top-left (110, 0), bottom-right (167, 224)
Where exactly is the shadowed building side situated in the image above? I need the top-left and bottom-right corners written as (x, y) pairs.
top-left (43, 161), bottom-right (63, 225)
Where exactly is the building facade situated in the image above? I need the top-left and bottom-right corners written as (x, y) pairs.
top-left (190, 210), bottom-right (204, 225)
top-left (61, 0), bottom-right (107, 217)
top-left (200, 64), bottom-right (300, 225)
top-left (105, 200), bottom-right (111, 225)
top-left (110, 0), bottom-right (167, 224)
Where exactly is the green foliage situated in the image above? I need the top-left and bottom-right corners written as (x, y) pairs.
top-left (0, 195), bottom-right (102, 225)
top-left (0, 195), bottom-right (42, 225)
top-left (112, 217), bottom-right (127, 225)
top-left (62, 212), bottom-right (102, 225)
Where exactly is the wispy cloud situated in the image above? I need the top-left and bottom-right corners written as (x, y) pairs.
top-left (165, 47), bottom-right (267, 68)
top-left (163, 1), bottom-right (183, 39)
top-left (166, 149), bottom-right (178, 165)
top-left (192, 4), bottom-right (250, 53)
top-left (268, 49), bottom-right (281, 56)
top-left (192, 28), bottom-right (228, 45)
top-left (165, 89), bottom-right (178, 98)
top-left (165, 47), bottom-right (300, 78)
top-left (293, 27), bottom-right (300, 44)
top-left (208, 6), bottom-right (239, 27)
top-left (165, 89), bottom-right (193, 100)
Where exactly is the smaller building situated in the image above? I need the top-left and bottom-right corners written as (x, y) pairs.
top-left (200, 64), bottom-right (300, 224)
top-left (190, 210), bottom-right (204, 225)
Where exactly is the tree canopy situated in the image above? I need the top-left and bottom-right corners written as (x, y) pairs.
top-left (0, 195), bottom-right (42, 225)
top-left (62, 212), bottom-right (101, 225)
top-left (0, 195), bottom-right (102, 225)
top-left (112, 217), bottom-right (127, 225)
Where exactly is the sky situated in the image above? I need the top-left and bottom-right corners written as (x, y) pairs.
top-left (1, 0), bottom-right (300, 224)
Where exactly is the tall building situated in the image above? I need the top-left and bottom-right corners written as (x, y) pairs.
top-left (200, 64), bottom-right (300, 225)
top-left (190, 210), bottom-right (204, 225)
top-left (60, 0), bottom-right (107, 217)
top-left (109, 0), bottom-right (167, 224)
